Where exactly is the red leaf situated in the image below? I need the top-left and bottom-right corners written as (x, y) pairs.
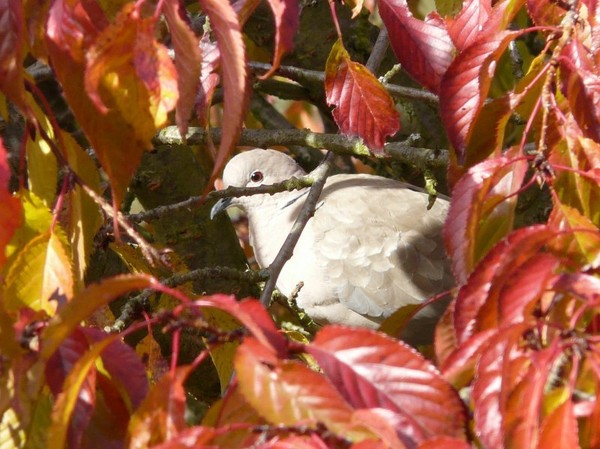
top-left (440, 30), bottom-right (520, 162)
top-left (502, 345), bottom-right (563, 448)
top-left (200, 0), bottom-right (249, 183)
top-left (496, 253), bottom-right (561, 328)
top-left (150, 426), bottom-right (217, 449)
top-left (325, 39), bottom-right (400, 153)
top-left (83, 327), bottom-right (149, 410)
top-left (434, 299), bottom-right (458, 368)
top-left (163, 0), bottom-right (202, 137)
top-left (0, 137), bottom-right (22, 270)
top-left (440, 329), bottom-right (495, 388)
top-left (128, 366), bottom-right (191, 447)
top-left (307, 326), bottom-right (466, 444)
top-left (452, 226), bottom-right (555, 343)
top-left (537, 399), bottom-right (580, 449)
top-left (378, 0), bottom-right (455, 93)
top-left (444, 151), bottom-right (528, 285)
top-left (471, 325), bottom-right (531, 449)
top-left (260, 0), bottom-right (300, 79)
top-left (0, 0), bottom-right (28, 114)
top-left (446, 0), bottom-right (492, 52)
top-left (560, 39), bottom-right (600, 143)
top-left (234, 337), bottom-right (357, 435)
top-left (45, 327), bottom-right (95, 449)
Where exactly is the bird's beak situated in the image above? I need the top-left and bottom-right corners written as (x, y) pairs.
top-left (210, 197), bottom-right (233, 220)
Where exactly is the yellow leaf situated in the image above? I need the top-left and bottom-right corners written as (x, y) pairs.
top-left (3, 229), bottom-right (73, 315)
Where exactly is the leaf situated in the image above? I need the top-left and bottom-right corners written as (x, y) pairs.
top-left (378, 0), bottom-right (455, 93)
top-left (84, 327), bottom-right (149, 411)
top-left (451, 226), bottom-right (555, 343)
top-left (41, 274), bottom-right (156, 359)
top-left (0, 0), bottom-right (28, 114)
top-left (200, 0), bottom-right (249, 183)
top-left (26, 95), bottom-right (59, 208)
top-left (46, 0), bottom-right (175, 208)
top-left (63, 132), bottom-right (102, 290)
top-left (45, 327), bottom-right (96, 449)
top-left (446, 0), bottom-right (492, 52)
top-left (0, 137), bottom-right (22, 270)
top-left (527, 0), bottom-right (566, 26)
top-left (471, 325), bottom-right (531, 449)
top-left (537, 398), bottom-right (580, 449)
top-left (235, 337), bottom-right (363, 439)
top-left (440, 29), bottom-right (522, 162)
top-left (85, 4), bottom-right (178, 134)
top-left (127, 366), bottom-right (192, 449)
top-left (549, 130), bottom-right (600, 226)
top-left (444, 151), bottom-right (528, 285)
top-left (3, 229), bottom-right (73, 315)
top-left (149, 426), bottom-right (218, 449)
top-left (162, 0), bottom-right (202, 138)
top-left (325, 39), bottom-right (400, 153)
top-left (48, 332), bottom-right (122, 449)
top-left (307, 326), bottom-right (466, 444)
top-left (560, 39), bottom-right (600, 144)
top-left (260, 0), bottom-right (300, 79)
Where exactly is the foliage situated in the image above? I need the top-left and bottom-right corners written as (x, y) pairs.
top-left (1, 0), bottom-right (600, 447)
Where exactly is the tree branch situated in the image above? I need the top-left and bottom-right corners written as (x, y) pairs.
top-left (249, 61), bottom-right (439, 105)
top-left (260, 152), bottom-right (334, 306)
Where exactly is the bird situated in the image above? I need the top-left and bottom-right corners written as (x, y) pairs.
top-left (211, 149), bottom-right (453, 345)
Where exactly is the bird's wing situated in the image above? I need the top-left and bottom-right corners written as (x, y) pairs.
top-left (311, 174), bottom-right (452, 319)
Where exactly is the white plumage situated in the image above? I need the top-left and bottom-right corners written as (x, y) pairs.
top-left (213, 149), bottom-right (453, 344)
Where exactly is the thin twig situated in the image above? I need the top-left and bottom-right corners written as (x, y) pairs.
top-left (248, 61), bottom-right (439, 105)
top-left (260, 152), bottom-right (334, 305)
top-left (108, 266), bottom-right (270, 332)
top-left (366, 28), bottom-right (389, 74)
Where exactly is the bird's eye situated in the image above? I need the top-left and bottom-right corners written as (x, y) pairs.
top-left (250, 170), bottom-right (264, 183)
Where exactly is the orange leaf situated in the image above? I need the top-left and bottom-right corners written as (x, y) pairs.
top-left (325, 39), bottom-right (400, 153)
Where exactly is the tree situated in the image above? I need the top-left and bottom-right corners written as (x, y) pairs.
top-left (1, 0), bottom-right (599, 447)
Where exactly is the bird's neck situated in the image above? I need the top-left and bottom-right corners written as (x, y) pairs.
top-left (246, 190), bottom-right (308, 268)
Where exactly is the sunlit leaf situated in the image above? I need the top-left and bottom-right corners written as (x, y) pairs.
top-left (538, 398), bottom-right (580, 449)
top-left (527, 0), bottom-right (566, 26)
top-left (440, 30), bottom-right (520, 162)
top-left (560, 39), bottom-right (600, 144)
top-left (195, 32), bottom-right (221, 127)
top-left (3, 229), bottom-right (73, 315)
top-left (378, 0), bottom-right (455, 93)
top-left (446, 0), bottom-right (492, 51)
top-left (0, 137), bottom-right (22, 269)
top-left (325, 39), bottom-right (400, 153)
top-left (444, 150), bottom-right (528, 285)
top-left (235, 337), bottom-right (365, 439)
top-left (308, 326), bottom-right (467, 444)
top-left (163, 0), bottom-right (202, 138)
top-left (85, 4), bottom-right (178, 135)
top-left (26, 95), bottom-right (59, 208)
top-left (63, 132), bottom-right (102, 290)
top-left (418, 436), bottom-right (472, 448)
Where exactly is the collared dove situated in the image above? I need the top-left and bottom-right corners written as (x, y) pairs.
top-left (211, 149), bottom-right (453, 344)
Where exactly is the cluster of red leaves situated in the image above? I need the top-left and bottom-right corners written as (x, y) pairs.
top-left (1, 0), bottom-right (600, 447)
